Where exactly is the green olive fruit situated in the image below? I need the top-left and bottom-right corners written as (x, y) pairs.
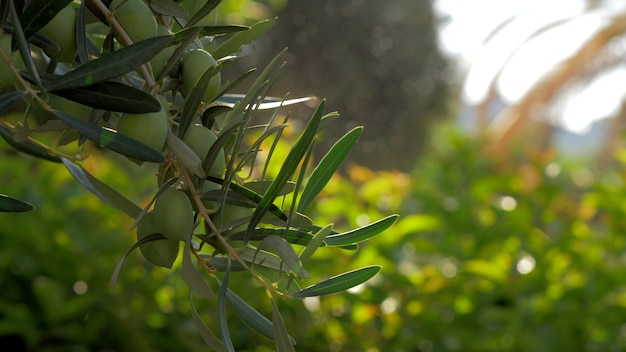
top-left (0, 34), bottom-right (24, 88)
top-left (211, 205), bottom-right (253, 235)
top-left (200, 180), bottom-right (220, 210)
top-left (181, 49), bottom-right (221, 102)
top-left (183, 124), bottom-right (226, 176)
top-left (150, 25), bottom-right (175, 78)
top-left (39, 5), bottom-right (77, 62)
top-left (153, 187), bottom-right (194, 242)
top-left (49, 94), bottom-right (91, 119)
top-left (137, 211), bottom-right (180, 268)
top-left (117, 108), bottom-right (168, 152)
top-left (110, 0), bottom-right (157, 45)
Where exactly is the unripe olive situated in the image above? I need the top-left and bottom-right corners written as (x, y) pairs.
top-left (150, 25), bottom-right (175, 78)
top-left (117, 108), bottom-right (168, 152)
top-left (39, 4), bottom-right (77, 62)
top-left (0, 34), bottom-right (23, 88)
top-left (182, 124), bottom-right (226, 177)
top-left (137, 211), bottom-right (180, 268)
top-left (181, 49), bottom-right (221, 102)
top-left (110, 0), bottom-right (157, 45)
top-left (153, 187), bottom-right (194, 242)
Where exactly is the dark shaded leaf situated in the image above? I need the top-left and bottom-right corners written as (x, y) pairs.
top-left (50, 81), bottom-right (161, 113)
top-left (45, 35), bottom-right (172, 91)
top-left (291, 266), bottom-right (382, 298)
top-left (0, 124), bottom-right (62, 163)
top-left (53, 110), bottom-right (165, 162)
top-left (0, 194), bottom-right (33, 212)
top-left (199, 25), bottom-right (249, 37)
top-left (189, 291), bottom-right (225, 351)
top-left (19, 0), bottom-right (72, 40)
top-left (0, 91), bottom-right (24, 116)
top-left (76, 1), bottom-right (88, 64)
top-left (9, 0), bottom-right (44, 91)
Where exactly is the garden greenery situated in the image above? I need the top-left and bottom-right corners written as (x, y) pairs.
top-left (0, 1), bottom-right (397, 350)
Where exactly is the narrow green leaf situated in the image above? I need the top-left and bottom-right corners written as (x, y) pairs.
top-left (0, 125), bottom-right (62, 162)
top-left (325, 215), bottom-right (399, 246)
top-left (247, 100), bottom-right (325, 238)
top-left (45, 35), bottom-right (172, 91)
top-left (50, 81), bottom-right (161, 113)
top-left (149, 0), bottom-right (188, 17)
top-left (19, 0), bottom-right (72, 40)
top-left (271, 298), bottom-right (296, 352)
top-left (298, 127), bottom-right (363, 212)
top-left (213, 18), bottom-right (277, 59)
top-left (215, 277), bottom-right (296, 344)
top-left (76, 1), bottom-right (88, 64)
top-left (110, 234), bottom-right (159, 290)
top-left (53, 110), bottom-right (165, 162)
top-left (62, 158), bottom-right (142, 218)
top-left (167, 131), bottom-right (205, 177)
top-left (9, 0), bottom-right (44, 92)
top-left (217, 94), bottom-right (314, 110)
top-left (217, 259), bottom-right (235, 352)
top-left (0, 194), bottom-right (34, 212)
top-left (0, 91), bottom-right (25, 116)
top-left (189, 290), bottom-right (226, 352)
top-left (257, 236), bottom-right (308, 279)
top-left (183, 240), bottom-right (214, 299)
top-left (291, 266), bottom-right (381, 298)
top-left (186, 0), bottom-right (221, 28)
top-left (200, 25), bottom-right (249, 37)
top-left (299, 224), bottom-right (333, 264)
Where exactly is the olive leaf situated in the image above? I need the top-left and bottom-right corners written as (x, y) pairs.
top-left (291, 266), bottom-right (382, 298)
top-left (0, 194), bottom-right (34, 212)
top-left (324, 214), bottom-right (399, 246)
top-left (44, 35), bottom-right (172, 91)
top-left (50, 81), bottom-right (161, 113)
top-left (213, 18), bottom-right (277, 59)
top-left (53, 110), bottom-right (165, 163)
top-left (18, 0), bottom-right (73, 41)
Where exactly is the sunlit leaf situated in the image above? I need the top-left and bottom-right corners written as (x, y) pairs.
top-left (299, 224), bottom-right (333, 264)
top-left (298, 127), bottom-right (363, 212)
top-left (0, 194), bottom-right (33, 212)
top-left (291, 266), bottom-right (381, 298)
top-left (271, 298), bottom-right (296, 352)
top-left (200, 25), bottom-right (249, 37)
top-left (217, 94), bottom-right (314, 110)
top-left (247, 100), bottom-right (325, 237)
top-left (324, 214), bottom-right (399, 246)
top-left (213, 18), bottom-right (277, 59)
top-left (50, 81), bottom-right (161, 113)
top-left (53, 110), bottom-right (165, 162)
top-left (45, 35), bottom-right (172, 90)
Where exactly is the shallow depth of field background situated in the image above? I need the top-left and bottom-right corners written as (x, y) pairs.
top-left (3, 1), bottom-right (626, 351)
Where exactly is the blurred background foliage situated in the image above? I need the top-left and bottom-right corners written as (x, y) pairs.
top-left (3, 0), bottom-right (626, 351)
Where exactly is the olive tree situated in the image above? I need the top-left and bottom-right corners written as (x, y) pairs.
top-left (0, 0), bottom-right (396, 350)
